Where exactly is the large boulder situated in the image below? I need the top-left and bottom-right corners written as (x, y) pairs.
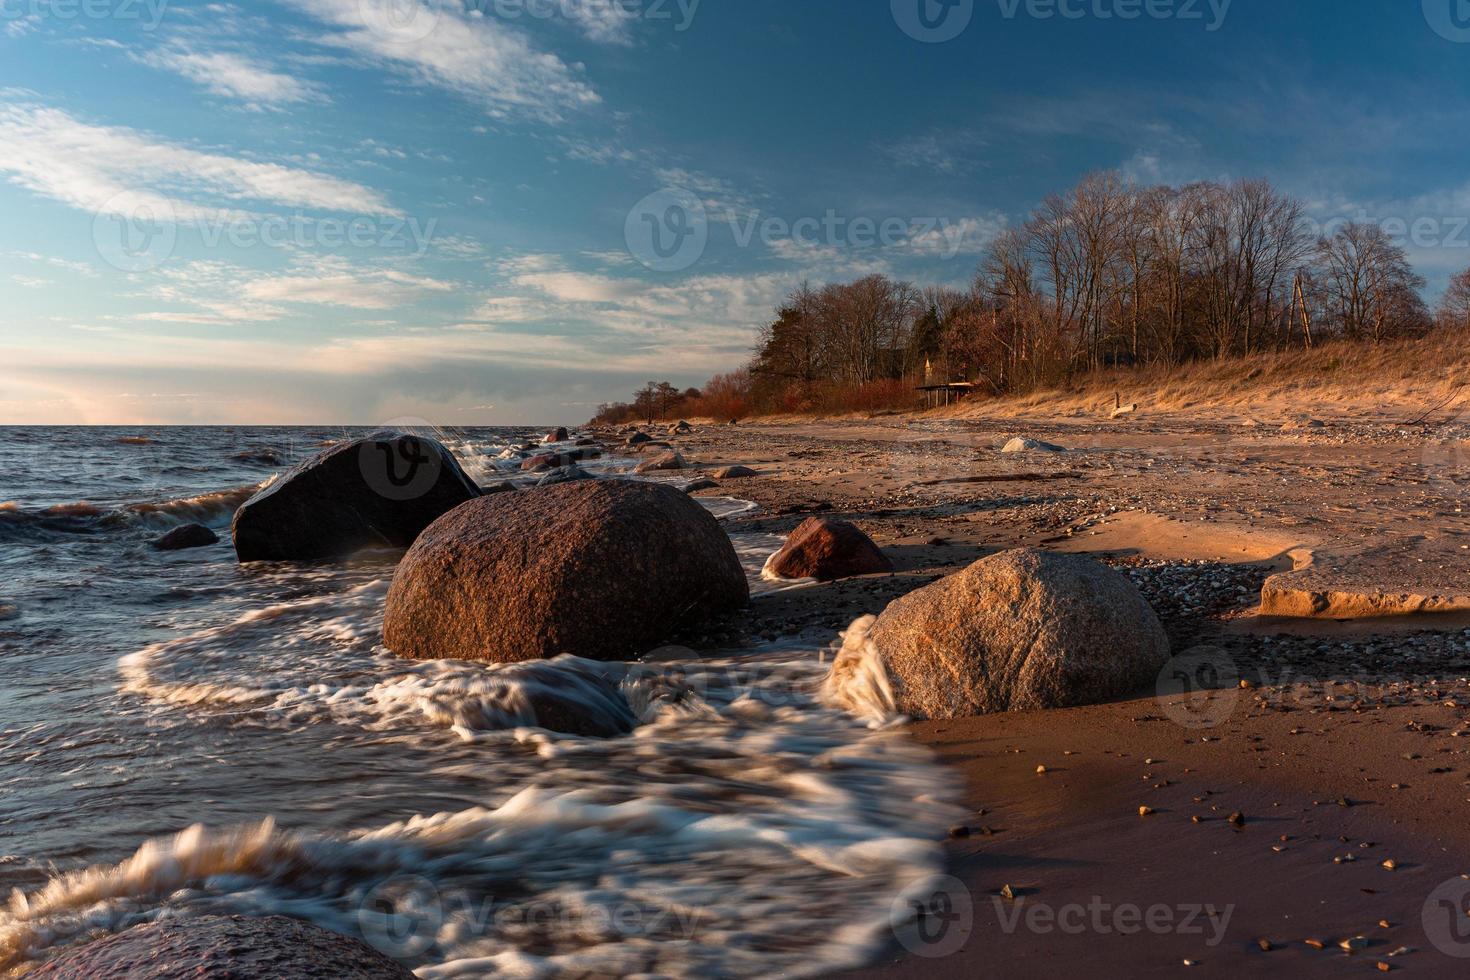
top-left (837, 549), bottom-right (1168, 720)
top-left (764, 518), bottom-right (892, 582)
top-left (712, 465), bottom-right (758, 479)
top-left (232, 433), bottom-right (479, 563)
top-left (29, 915), bottom-right (414, 979)
top-left (383, 480), bottom-right (748, 664)
top-left (544, 426), bottom-right (570, 443)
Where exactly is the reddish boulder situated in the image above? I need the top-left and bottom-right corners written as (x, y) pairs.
top-left (383, 480), bottom-right (748, 663)
top-left (764, 517), bottom-right (892, 582)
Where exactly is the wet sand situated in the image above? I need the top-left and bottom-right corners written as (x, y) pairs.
top-left (641, 412), bottom-right (1470, 977)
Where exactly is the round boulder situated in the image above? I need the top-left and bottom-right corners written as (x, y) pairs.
top-left (857, 549), bottom-right (1168, 719)
top-left (543, 427), bottom-right (570, 443)
top-left (231, 433), bottom-right (479, 563)
top-left (29, 915), bottom-right (414, 979)
top-left (712, 465), bottom-right (758, 479)
top-left (764, 517), bottom-right (892, 582)
top-left (152, 523), bottom-right (219, 551)
top-left (383, 479), bottom-right (749, 664)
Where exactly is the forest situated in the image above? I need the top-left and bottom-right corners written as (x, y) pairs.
top-left (593, 172), bottom-right (1470, 424)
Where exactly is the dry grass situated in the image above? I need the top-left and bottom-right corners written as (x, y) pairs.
top-left (937, 332), bottom-right (1470, 423)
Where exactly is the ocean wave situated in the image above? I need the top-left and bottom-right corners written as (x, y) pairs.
top-left (819, 615), bottom-right (901, 726)
top-left (54, 574), bottom-right (957, 978)
top-left (0, 762), bottom-right (949, 978)
top-left (0, 487), bottom-right (257, 542)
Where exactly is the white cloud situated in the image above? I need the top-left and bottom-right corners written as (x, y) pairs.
top-left (0, 103), bottom-right (398, 221)
top-left (136, 45), bottom-right (322, 108)
top-left (131, 256), bottom-right (454, 323)
top-left (10, 275), bottom-right (51, 289)
top-left (561, 1), bottom-right (636, 44)
top-left (289, 0), bottom-right (600, 123)
top-left (3, 251), bottom-right (98, 277)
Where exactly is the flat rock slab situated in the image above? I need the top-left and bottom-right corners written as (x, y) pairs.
top-left (1261, 543), bottom-right (1470, 619)
top-left (29, 915), bottom-right (413, 979)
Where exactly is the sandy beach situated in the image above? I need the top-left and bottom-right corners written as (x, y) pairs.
top-left (656, 411), bottom-right (1470, 977)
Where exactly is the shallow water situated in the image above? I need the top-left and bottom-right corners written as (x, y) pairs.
top-left (0, 426), bottom-right (952, 977)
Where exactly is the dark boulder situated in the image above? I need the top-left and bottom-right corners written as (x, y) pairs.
top-left (712, 465), bottom-right (758, 479)
top-left (764, 517), bottom-right (892, 582)
top-left (383, 480), bottom-right (748, 664)
top-left (543, 427), bottom-right (570, 443)
top-left (537, 464), bottom-right (595, 487)
top-left (152, 523), bottom-right (219, 551)
top-left (29, 915), bottom-right (414, 979)
top-left (231, 433), bottom-right (479, 563)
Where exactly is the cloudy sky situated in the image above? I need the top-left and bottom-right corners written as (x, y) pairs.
top-left (2, 0), bottom-right (1470, 423)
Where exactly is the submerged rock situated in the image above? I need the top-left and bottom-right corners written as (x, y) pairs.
top-left (765, 517), bottom-right (892, 582)
top-left (152, 523), bottom-right (219, 551)
top-left (383, 480), bottom-right (748, 664)
top-left (846, 549), bottom-right (1168, 719)
top-left (537, 464), bottom-right (595, 487)
top-left (231, 433), bottom-right (480, 563)
top-left (29, 915), bottom-right (414, 979)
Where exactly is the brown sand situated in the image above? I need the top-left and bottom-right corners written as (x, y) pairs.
top-left (627, 409), bottom-right (1470, 977)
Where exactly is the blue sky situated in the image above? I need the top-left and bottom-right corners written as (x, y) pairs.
top-left (2, 0), bottom-right (1469, 423)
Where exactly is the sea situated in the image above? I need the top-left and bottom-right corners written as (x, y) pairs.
top-left (0, 426), bottom-right (952, 978)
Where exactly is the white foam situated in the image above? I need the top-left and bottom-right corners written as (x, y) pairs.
top-left (4, 503), bottom-right (954, 978)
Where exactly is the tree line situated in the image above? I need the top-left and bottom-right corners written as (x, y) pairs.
top-left (593, 171), bottom-right (1470, 424)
